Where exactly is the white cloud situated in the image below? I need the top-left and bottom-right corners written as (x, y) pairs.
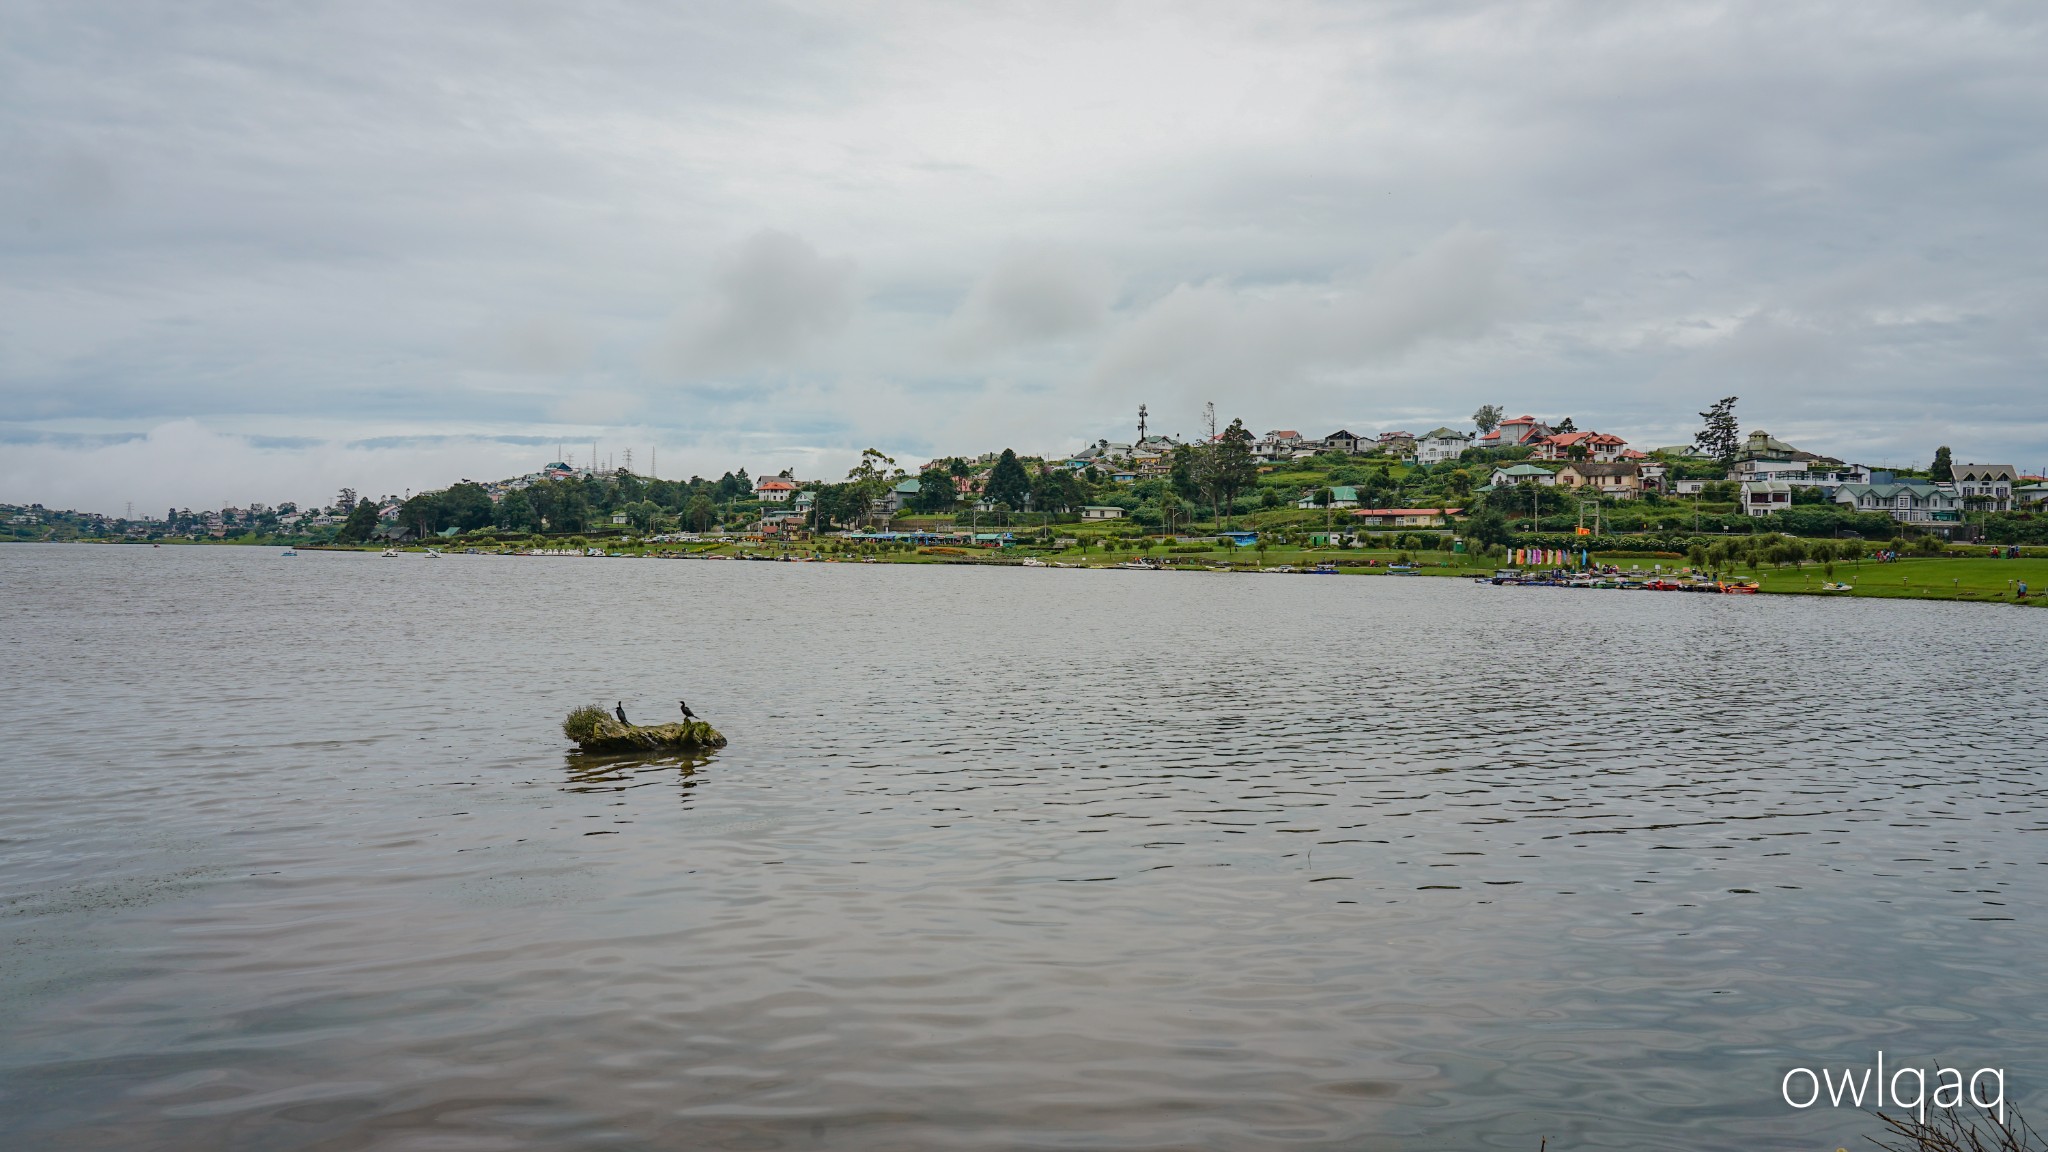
top-left (1090, 227), bottom-right (1518, 398)
top-left (671, 231), bottom-right (858, 375)
top-left (944, 244), bottom-right (1117, 356)
top-left (0, 421), bottom-right (537, 514)
top-left (3, 1), bottom-right (2046, 510)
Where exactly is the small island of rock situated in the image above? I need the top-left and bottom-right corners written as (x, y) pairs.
top-left (563, 705), bottom-right (727, 754)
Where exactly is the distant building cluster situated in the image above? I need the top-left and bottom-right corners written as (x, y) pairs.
top-left (9, 403), bottom-right (2044, 545)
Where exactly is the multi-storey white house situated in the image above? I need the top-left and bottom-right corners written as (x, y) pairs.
top-left (1416, 427), bottom-right (1474, 465)
top-left (1832, 482), bottom-right (1963, 525)
top-left (1952, 464), bottom-right (2016, 511)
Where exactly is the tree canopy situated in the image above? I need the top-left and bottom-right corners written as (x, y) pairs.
top-left (984, 449), bottom-right (1031, 509)
top-left (338, 497), bottom-right (379, 542)
top-left (1693, 396), bottom-right (1741, 468)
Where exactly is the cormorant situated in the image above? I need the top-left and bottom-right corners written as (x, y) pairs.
top-left (615, 700), bottom-right (629, 725)
top-left (679, 699), bottom-right (698, 721)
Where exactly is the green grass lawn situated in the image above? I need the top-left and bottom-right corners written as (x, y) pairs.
top-left (619, 540), bottom-right (2048, 606)
top-left (1743, 556), bottom-right (2048, 605)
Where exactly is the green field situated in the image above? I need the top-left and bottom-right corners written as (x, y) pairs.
top-left (1744, 556), bottom-right (2048, 606)
top-left (324, 537), bottom-right (2048, 609)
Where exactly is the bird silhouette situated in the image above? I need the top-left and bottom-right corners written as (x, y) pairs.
top-left (615, 700), bottom-right (629, 725)
top-left (678, 699), bottom-right (698, 721)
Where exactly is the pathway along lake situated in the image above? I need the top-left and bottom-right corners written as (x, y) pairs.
top-left (2, 544), bottom-right (2043, 1151)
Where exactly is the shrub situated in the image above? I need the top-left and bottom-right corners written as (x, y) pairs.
top-left (563, 705), bottom-right (611, 745)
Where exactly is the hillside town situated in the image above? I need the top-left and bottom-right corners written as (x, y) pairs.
top-left (8, 400), bottom-right (2047, 551)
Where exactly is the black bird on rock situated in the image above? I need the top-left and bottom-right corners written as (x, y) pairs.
top-left (615, 700), bottom-right (629, 725)
top-left (679, 699), bottom-right (698, 722)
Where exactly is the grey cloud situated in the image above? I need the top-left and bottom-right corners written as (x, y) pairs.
top-left (474, 316), bottom-right (591, 376)
top-left (674, 231), bottom-right (858, 374)
top-left (1090, 227), bottom-right (1517, 396)
top-left (944, 244), bottom-right (1116, 356)
top-left (4, 1), bottom-right (2047, 511)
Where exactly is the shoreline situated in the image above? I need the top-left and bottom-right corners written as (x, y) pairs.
top-left (20, 538), bottom-right (2043, 610)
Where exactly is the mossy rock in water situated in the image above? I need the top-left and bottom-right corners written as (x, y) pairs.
top-left (563, 705), bottom-right (726, 753)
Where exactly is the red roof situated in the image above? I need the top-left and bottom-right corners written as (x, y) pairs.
top-left (1539, 431), bottom-right (1626, 447)
top-left (756, 479), bottom-right (797, 490)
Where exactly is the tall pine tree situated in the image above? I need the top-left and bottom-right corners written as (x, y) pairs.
top-left (1693, 396), bottom-right (1741, 468)
top-left (984, 449), bottom-right (1031, 510)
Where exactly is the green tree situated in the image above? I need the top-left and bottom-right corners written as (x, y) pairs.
top-left (1168, 443), bottom-right (1204, 506)
top-left (1465, 507), bottom-right (1513, 551)
top-left (984, 449), bottom-right (1032, 510)
top-left (1554, 416), bottom-right (1577, 433)
top-left (1693, 396), bottom-right (1741, 468)
top-left (440, 483), bottom-right (495, 532)
top-left (626, 500), bottom-right (661, 531)
top-left (550, 487), bottom-right (590, 532)
top-left (399, 493), bottom-right (439, 538)
top-left (1930, 445), bottom-right (1953, 481)
top-left (841, 449), bottom-right (898, 525)
top-left (1472, 404), bottom-right (1504, 434)
top-left (494, 489), bottom-right (538, 532)
top-left (1030, 467), bottom-right (1083, 515)
top-left (1206, 418), bottom-right (1257, 526)
top-left (339, 496), bottom-right (380, 542)
top-left (685, 494), bottom-right (716, 532)
top-left (913, 467), bottom-right (957, 513)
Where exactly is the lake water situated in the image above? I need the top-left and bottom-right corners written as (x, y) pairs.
top-left (2, 544), bottom-right (2043, 1151)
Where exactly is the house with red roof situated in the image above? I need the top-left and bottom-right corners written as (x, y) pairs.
top-left (1532, 431), bottom-right (1629, 462)
top-left (1476, 415), bottom-right (1552, 450)
top-left (755, 478), bottom-right (799, 503)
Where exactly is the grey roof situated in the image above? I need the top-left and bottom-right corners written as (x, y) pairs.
top-left (1954, 464), bottom-right (2016, 481)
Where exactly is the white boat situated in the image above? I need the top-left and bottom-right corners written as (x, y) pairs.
top-left (424, 548), bottom-right (444, 558)
top-left (1021, 557), bottom-right (1048, 567)
top-left (280, 547), bottom-right (297, 557)
top-left (381, 548), bottom-right (400, 558)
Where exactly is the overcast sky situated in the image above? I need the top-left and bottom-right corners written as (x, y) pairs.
top-left (4, 1), bottom-right (2045, 513)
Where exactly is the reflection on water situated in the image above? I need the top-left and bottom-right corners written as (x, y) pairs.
top-left (0, 544), bottom-right (2043, 1151)
top-left (563, 750), bottom-right (716, 799)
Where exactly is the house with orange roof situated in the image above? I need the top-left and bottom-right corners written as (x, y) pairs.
top-left (1476, 415), bottom-right (1552, 450)
top-left (1532, 431), bottom-right (1629, 462)
top-left (754, 477), bottom-right (799, 503)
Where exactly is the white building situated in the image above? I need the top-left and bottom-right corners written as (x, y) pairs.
top-left (1832, 482), bottom-right (1963, 525)
top-left (1489, 464), bottom-right (1555, 487)
top-left (1740, 480), bottom-right (1795, 517)
top-left (1416, 427), bottom-right (1474, 465)
top-left (1952, 464), bottom-right (2016, 511)
top-left (1733, 459), bottom-right (1871, 490)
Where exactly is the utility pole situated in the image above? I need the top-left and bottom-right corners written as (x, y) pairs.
top-left (1204, 401), bottom-right (1218, 530)
top-left (1138, 403), bottom-right (1148, 443)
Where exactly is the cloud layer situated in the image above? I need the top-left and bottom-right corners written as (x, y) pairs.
top-left (4, 1), bottom-right (2047, 510)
